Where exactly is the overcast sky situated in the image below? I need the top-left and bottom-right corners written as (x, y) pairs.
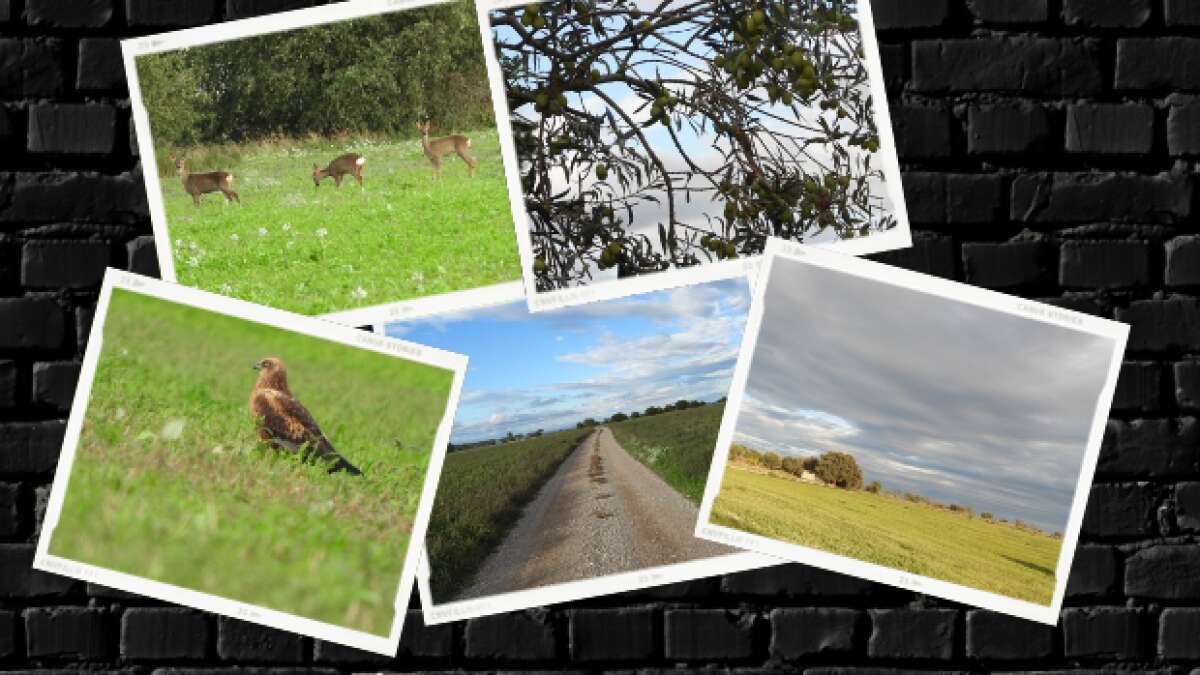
top-left (386, 278), bottom-right (749, 443)
top-left (733, 257), bottom-right (1116, 532)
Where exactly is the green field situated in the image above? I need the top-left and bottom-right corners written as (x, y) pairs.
top-left (712, 465), bottom-right (1061, 604)
top-left (607, 402), bottom-right (725, 504)
top-left (160, 131), bottom-right (520, 315)
top-left (49, 289), bottom-right (456, 635)
top-left (426, 429), bottom-right (585, 601)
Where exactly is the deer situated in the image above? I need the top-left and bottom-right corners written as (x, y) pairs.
top-left (172, 156), bottom-right (239, 206)
top-left (312, 153), bottom-right (366, 188)
top-left (417, 121), bottom-right (477, 179)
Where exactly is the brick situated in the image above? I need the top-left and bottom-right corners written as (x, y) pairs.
top-left (0, 420), bottom-right (65, 473)
top-left (0, 610), bottom-right (13, 658)
top-left (128, 235), bottom-right (161, 277)
top-left (226, 0), bottom-right (318, 18)
top-left (2, 172), bottom-right (147, 224)
top-left (32, 360), bottom-right (79, 410)
top-left (868, 609), bottom-right (956, 660)
top-left (0, 297), bottom-right (64, 350)
top-left (311, 640), bottom-right (391, 666)
top-left (912, 38), bottom-right (1102, 96)
top-left (664, 609), bottom-right (755, 661)
top-left (870, 233), bottom-right (956, 279)
top-left (0, 0), bottom-right (8, 22)
top-left (77, 38), bottom-right (124, 91)
top-left (22, 240), bottom-right (110, 289)
top-left (879, 43), bottom-right (905, 93)
top-left (569, 608), bottom-right (653, 662)
top-left (770, 607), bottom-right (860, 659)
top-left (1082, 482), bottom-right (1157, 538)
top-left (76, 304), bottom-right (96, 349)
top-left (397, 609), bottom-right (452, 659)
top-left (721, 563), bottom-right (880, 597)
top-left (121, 608), bottom-right (210, 660)
top-left (25, 0), bottom-right (113, 27)
top-left (0, 482), bottom-right (17, 536)
top-left (1175, 482), bottom-right (1200, 531)
top-left (969, 0), bottom-right (1047, 23)
top-left (1159, 608), bottom-right (1200, 659)
top-left (125, 0), bottom-right (218, 26)
top-left (216, 617), bottom-right (304, 661)
top-left (962, 241), bottom-right (1055, 288)
top-left (965, 610), bottom-right (1054, 660)
top-left (900, 172), bottom-right (1003, 225)
top-left (1166, 236), bottom-right (1200, 286)
top-left (892, 104), bottom-right (953, 159)
top-left (1066, 545), bottom-right (1120, 598)
top-left (1098, 418), bottom-right (1199, 478)
top-left (1013, 172), bottom-right (1192, 224)
top-left (1060, 240), bottom-right (1151, 289)
top-left (28, 103), bottom-right (117, 154)
top-left (873, 0), bottom-right (949, 29)
top-left (0, 544), bottom-right (77, 597)
top-left (1126, 545), bottom-right (1200, 599)
top-left (1065, 104), bottom-right (1154, 155)
top-left (968, 102), bottom-right (1053, 155)
top-left (1167, 105), bottom-right (1200, 155)
top-left (1063, 608), bottom-right (1145, 659)
top-left (0, 39), bottom-right (65, 97)
top-left (1112, 362), bottom-right (1162, 413)
top-left (1178, 362), bottom-right (1200, 409)
top-left (464, 611), bottom-right (555, 661)
top-left (0, 360), bottom-right (18, 408)
top-left (1064, 0), bottom-right (1150, 27)
top-left (1166, 0), bottom-right (1200, 26)
top-left (1117, 298), bottom-right (1200, 352)
top-left (901, 172), bottom-right (945, 224)
top-left (32, 483), bottom-right (48, 537)
top-left (24, 607), bottom-right (112, 659)
top-left (1117, 38), bottom-right (1200, 90)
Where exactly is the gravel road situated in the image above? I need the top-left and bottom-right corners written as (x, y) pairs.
top-left (456, 426), bottom-right (734, 600)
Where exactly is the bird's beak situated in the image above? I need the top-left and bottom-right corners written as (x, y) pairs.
top-left (252, 363), bottom-right (263, 371)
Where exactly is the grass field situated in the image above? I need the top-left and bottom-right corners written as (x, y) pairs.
top-left (159, 130), bottom-right (520, 315)
top-left (48, 289), bottom-right (456, 636)
top-left (425, 429), bottom-right (585, 602)
top-left (711, 465), bottom-right (1061, 604)
top-left (607, 402), bottom-right (724, 504)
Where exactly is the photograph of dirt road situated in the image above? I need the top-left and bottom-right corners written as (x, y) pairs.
top-left (383, 278), bottom-right (751, 604)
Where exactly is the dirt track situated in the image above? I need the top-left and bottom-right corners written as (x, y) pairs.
top-left (456, 426), bottom-right (734, 600)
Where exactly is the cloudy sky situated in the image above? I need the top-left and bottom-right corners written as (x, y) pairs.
top-left (734, 258), bottom-right (1117, 532)
top-left (385, 278), bottom-right (749, 443)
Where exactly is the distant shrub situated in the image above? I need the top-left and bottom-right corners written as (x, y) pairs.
top-left (802, 456), bottom-right (819, 472)
top-left (904, 491), bottom-right (920, 503)
top-left (762, 451), bottom-right (783, 470)
top-left (865, 481), bottom-right (881, 494)
top-left (609, 412), bottom-right (629, 423)
top-left (981, 512), bottom-right (994, 520)
top-left (781, 456), bottom-right (806, 476)
top-left (814, 451), bottom-right (863, 490)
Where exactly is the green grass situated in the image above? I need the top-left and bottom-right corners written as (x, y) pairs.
top-left (606, 402), bottom-right (725, 504)
top-left (160, 131), bottom-right (521, 315)
top-left (425, 429), bottom-right (585, 602)
top-left (711, 465), bottom-right (1062, 605)
top-left (48, 289), bottom-right (456, 636)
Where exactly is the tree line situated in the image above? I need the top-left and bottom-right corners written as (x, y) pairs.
top-left (138, 0), bottom-right (495, 148)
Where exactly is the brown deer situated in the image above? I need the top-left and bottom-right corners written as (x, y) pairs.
top-left (417, 121), bottom-right (477, 179)
top-left (172, 156), bottom-right (239, 206)
top-left (312, 153), bottom-right (365, 188)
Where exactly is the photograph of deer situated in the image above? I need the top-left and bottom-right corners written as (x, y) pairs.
top-left (125, 0), bottom-right (521, 317)
top-left (172, 156), bottom-right (240, 205)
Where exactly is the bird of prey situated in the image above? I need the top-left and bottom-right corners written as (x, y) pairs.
top-left (248, 357), bottom-right (362, 476)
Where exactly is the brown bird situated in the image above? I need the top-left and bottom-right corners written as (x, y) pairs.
top-left (248, 357), bottom-right (362, 476)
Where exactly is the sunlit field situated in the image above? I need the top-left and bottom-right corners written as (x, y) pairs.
top-left (159, 131), bottom-right (520, 315)
top-left (48, 289), bottom-right (456, 635)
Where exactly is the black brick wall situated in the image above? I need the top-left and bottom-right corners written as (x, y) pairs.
top-left (0, 0), bottom-right (1197, 671)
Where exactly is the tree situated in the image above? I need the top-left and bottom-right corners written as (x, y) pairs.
top-left (865, 480), bottom-right (880, 493)
top-left (494, 0), bottom-right (894, 290)
top-left (802, 456), bottom-right (819, 472)
top-left (781, 456), bottom-right (805, 476)
top-left (609, 412), bottom-right (629, 422)
top-left (762, 451), bottom-right (783, 470)
top-left (814, 451), bottom-right (862, 489)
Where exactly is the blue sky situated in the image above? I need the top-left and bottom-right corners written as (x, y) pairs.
top-left (386, 278), bottom-right (750, 443)
top-left (734, 258), bottom-right (1117, 532)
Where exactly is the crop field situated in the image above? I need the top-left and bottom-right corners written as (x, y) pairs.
top-left (711, 465), bottom-right (1062, 604)
top-left (158, 130), bottom-right (520, 315)
top-left (425, 429), bottom-right (585, 602)
top-left (48, 289), bottom-right (456, 636)
top-left (607, 402), bottom-right (724, 504)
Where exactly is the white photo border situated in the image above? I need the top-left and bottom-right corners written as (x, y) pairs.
top-left (480, 0), bottom-right (913, 313)
top-left (364, 259), bottom-right (781, 624)
top-left (695, 237), bottom-right (1130, 625)
top-left (122, 0), bottom-right (525, 325)
top-left (34, 268), bottom-right (468, 655)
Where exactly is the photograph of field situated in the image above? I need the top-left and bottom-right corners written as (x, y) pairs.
top-left (133, 0), bottom-right (520, 315)
top-left (708, 254), bottom-right (1120, 607)
top-left (45, 288), bottom-right (458, 638)
top-left (383, 278), bottom-right (750, 603)
top-left (490, 0), bottom-right (906, 296)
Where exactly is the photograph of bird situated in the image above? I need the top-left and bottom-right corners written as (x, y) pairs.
top-left (248, 357), bottom-right (362, 476)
